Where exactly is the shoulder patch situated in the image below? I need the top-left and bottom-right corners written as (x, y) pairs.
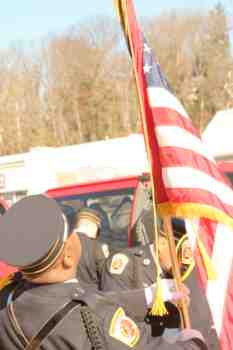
top-left (109, 254), bottom-right (129, 274)
top-left (181, 240), bottom-right (193, 265)
top-left (102, 244), bottom-right (110, 258)
top-left (109, 307), bottom-right (140, 347)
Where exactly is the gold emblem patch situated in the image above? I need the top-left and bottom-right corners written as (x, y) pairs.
top-left (109, 254), bottom-right (129, 274)
top-left (181, 240), bottom-right (193, 265)
top-left (109, 307), bottom-right (140, 347)
top-left (176, 234), bottom-right (195, 281)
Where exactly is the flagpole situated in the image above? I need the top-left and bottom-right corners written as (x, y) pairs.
top-left (115, 0), bottom-right (191, 328)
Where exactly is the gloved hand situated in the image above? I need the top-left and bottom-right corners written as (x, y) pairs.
top-left (177, 329), bottom-right (204, 342)
top-left (177, 329), bottom-right (208, 349)
top-left (145, 280), bottom-right (190, 306)
top-left (161, 279), bottom-right (190, 306)
top-left (170, 283), bottom-right (190, 306)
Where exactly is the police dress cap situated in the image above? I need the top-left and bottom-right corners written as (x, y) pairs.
top-left (77, 207), bottom-right (102, 228)
top-left (0, 194), bottom-right (69, 276)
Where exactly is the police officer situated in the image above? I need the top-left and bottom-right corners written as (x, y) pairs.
top-left (72, 207), bottom-right (110, 289)
top-left (68, 205), bottom-right (186, 338)
top-left (70, 206), bottom-right (177, 303)
top-left (101, 212), bottom-right (219, 349)
top-left (0, 195), bottom-right (207, 350)
top-left (100, 232), bottom-right (183, 337)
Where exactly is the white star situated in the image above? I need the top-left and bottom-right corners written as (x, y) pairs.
top-left (144, 43), bottom-right (151, 53)
top-left (143, 64), bottom-right (152, 73)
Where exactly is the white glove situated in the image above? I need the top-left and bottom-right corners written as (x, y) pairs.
top-left (145, 279), bottom-right (190, 306)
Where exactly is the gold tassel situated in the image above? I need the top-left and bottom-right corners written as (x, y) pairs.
top-left (149, 203), bottom-right (169, 316)
top-left (150, 272), bottom-right (168, 317)
top-left (197, 238), bottom-right (217, 280)
top-left (0, 274), bottom-right (13, 290)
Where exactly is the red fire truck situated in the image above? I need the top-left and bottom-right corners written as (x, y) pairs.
top-left (45, 160), bottom-right (233, 249)
top-left (47, 174), bottom-right (150, 248)
top-left (0, 174), bottom-right (149, 278)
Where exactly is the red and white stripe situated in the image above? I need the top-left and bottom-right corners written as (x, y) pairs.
top-left (186, 219), bottom-right (233, 349)
top-left (149, 82), bottom-right (233, 349)
top-left (148, 85), bottom-right (233, 221)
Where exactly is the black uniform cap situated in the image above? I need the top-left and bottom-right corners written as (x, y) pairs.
top-left (76, 207), bottom-right (102, 228)
top-left (0, 194), bottom-right (69, 276)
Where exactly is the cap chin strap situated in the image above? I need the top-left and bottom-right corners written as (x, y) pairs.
top-left (74, 222), bottom-right (98, 239)
top-left (74, 229), bottom-right (98, 239)
top-left (21, 240), bottom-right (64, 277)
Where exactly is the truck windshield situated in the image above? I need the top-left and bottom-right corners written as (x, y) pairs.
top-left (55, 188), bottom-right (134, 248)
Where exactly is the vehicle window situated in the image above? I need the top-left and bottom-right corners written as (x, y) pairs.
top-left (55, 188), bottom-right (134, 248)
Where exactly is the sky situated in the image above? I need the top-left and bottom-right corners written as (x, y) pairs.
top-left (0, 0), bottom-right (232, 49)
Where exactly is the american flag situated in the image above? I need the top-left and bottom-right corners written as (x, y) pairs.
top-left (114, 0), bottom-right (233, 348)
top-left (186, 218), bottom-right (233, 349)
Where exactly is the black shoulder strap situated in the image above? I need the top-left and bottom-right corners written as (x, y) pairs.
top-left (7, 299), bottom-right (81, 350)
top-left (7, 295), bottom-right (106, 350)
top-left (25, 300), bottom-right (82, 350)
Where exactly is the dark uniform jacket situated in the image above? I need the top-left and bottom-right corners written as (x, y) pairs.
top-left (100, 245), bottom-right (180, 337)
top-left (101, 245), bottom-right (219, 349)
top-left (100, 245), bottom-right (157, 291)
top-left (0, 280), bottom-right (206, 350)
top-left (77, 234), bottom-right (109, 289)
